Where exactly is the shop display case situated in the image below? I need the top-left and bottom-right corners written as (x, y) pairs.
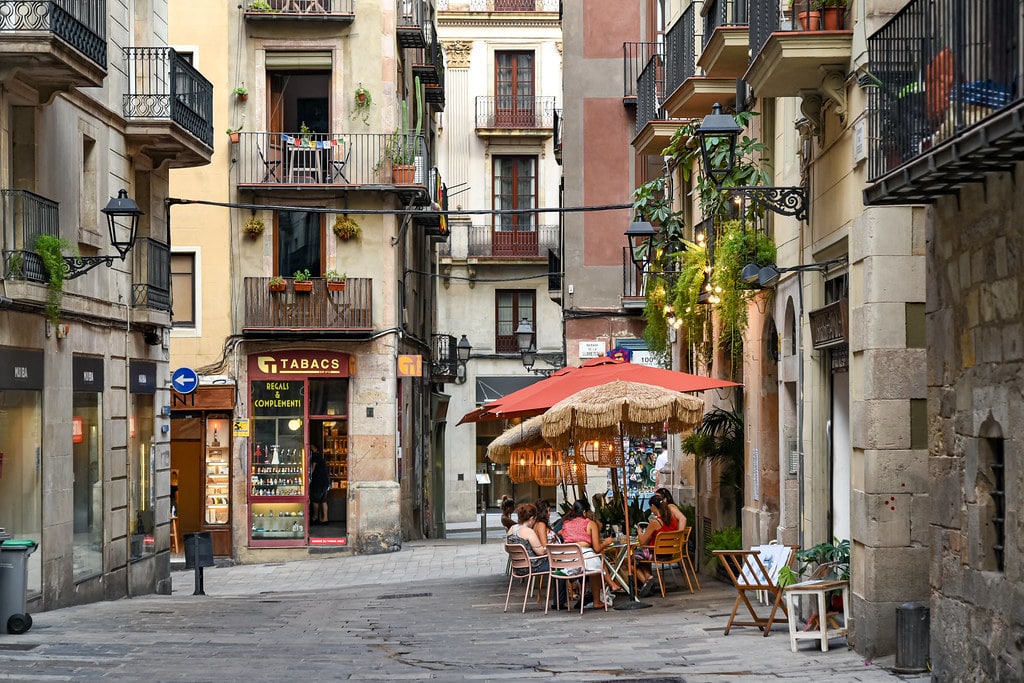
top-left (205, 424), bottom-right (230, 525)
top-left (250, 501), bottom-right (306, 540)
top-left (324, 430), bottom-right (348, 490)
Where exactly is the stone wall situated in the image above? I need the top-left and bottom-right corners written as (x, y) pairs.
top-left (927, 172), bottom-right (1024, 682)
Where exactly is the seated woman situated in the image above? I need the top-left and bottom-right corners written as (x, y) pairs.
top-left (633, 494), bottom-right (679, 597)
top-left (532, 499), bottom-right (560, 551)
top-left (559, 499), bottom-right (618, 607)
top-left (654, 487), bottom-right (689, 531)
top-left (507, 503), bottom-right (565, 607)
top-left (500, 496), bottom-right (516, 532)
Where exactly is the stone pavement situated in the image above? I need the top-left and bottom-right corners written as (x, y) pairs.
top-left (0, 538), bottom-right (928, 682)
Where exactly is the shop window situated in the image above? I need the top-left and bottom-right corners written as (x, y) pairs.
top-left (130, 394), bottom-right (156, 560)
top-left (72, 392), bottom-right (103, 579)
top-left (0, 389), bottom-right (42, 594)
top-left (308, 378), bottom-right (349, 417)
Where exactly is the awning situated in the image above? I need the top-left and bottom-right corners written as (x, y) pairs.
top-left (475, 375), bottom-right (544, 404)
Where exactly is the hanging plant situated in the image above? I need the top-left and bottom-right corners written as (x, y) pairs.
top-left (34, 234), bottom-right (71, 326)
top-left (332, 215), bottom-right (361, 241)
top-left (243, 215), bottom-right (265, 239)
top-left (351, 84), bottom-right (373, 126)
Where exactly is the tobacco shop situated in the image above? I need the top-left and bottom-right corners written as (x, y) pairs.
top-left (247, 349), bottom-right (351, 548)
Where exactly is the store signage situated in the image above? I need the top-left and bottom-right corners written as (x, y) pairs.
top-left (73, 356), bottom-right (103, 391)
top-left (172, 385), bottom-right (236, 410)
top-left (249, 350), bottom-right (351, 378)
top-left (309, 537), bottom-right (347, 546)
top-left (129, 360), bottom-right (157, 394)
top-left (0, 347), bottom-right (43, 390)
top-left (397, 354), bottom-right (422, 377)
top-left (233, 419), bottom-right (250, 437)
top-left (809, 299), bottom-right (849, 349)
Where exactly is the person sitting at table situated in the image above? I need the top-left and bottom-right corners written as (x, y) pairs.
top-left (533, 498), bottom-right (560, 550)
top-left (560, 499), bottom-right (618, 606)
top-left (655, 487), bottom-right (689, 531)
top-left (500, 496), bottom-right (516, 532)
top-left (633, 494), bottom-right (680, 597)
top-left (507, 503), bottom-right (566, 608)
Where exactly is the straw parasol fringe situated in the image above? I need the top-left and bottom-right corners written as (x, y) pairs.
top-left (486, 414), bottom-right (547, 464)
top-left (541, 380), bottom-right (705, 449)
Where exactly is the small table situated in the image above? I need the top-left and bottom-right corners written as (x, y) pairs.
top-left (603, 539), bottom-right (637, 595)
top-left (288, 147), bottom-right (325, 184)
top-left (784, 579), bottom-right (850, 652)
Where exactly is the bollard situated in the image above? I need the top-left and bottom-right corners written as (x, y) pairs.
top-left (184, 532), bottom-right (215, 596)
top-left (895, 601), bottom-right (930, 673)
top-left (480, 508), bottom-right (487, 545)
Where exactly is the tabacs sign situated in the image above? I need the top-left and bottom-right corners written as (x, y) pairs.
top-left (249, 350), bottom-right (352, 378)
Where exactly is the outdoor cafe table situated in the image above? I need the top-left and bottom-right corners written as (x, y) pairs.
top-left (603, 538), bottom-right (638, 596)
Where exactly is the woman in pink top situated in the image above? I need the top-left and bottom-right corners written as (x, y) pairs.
top-left (561, 499), bottom-right (619, 605)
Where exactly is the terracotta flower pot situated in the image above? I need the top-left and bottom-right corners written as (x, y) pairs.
top-left (392, 163), bottom-right (416, 185)
top-left (293, 280), bottom-right (313, 293)
top-left (268, 282), bottom-right (286, 293)
top-left (798, 10), bottom-right (820, 30)
top-left (326, 280), bottom-right (347, 292)
top-left (821, 7), bottom-right (844, 30)
top-left (229, 132), bottom-right (240, 144)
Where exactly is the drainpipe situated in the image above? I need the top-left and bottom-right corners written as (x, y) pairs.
top-left (795, 270), bottom-right (805, 551)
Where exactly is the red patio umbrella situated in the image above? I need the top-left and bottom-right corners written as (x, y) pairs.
top-left (458, 356), bottom-right (739, 424)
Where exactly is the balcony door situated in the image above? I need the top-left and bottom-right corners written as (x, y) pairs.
top-left (493, 156), bottom-right (537, 257)
top-left (275, 211), bottom-right (323, 278)
top-left (495, 51), bottom-right (534, 127)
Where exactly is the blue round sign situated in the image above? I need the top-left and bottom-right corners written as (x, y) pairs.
top-left (171, 367), bottom-right (199, 395)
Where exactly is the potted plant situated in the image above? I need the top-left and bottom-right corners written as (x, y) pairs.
top-left (332, 214), bottom-right (361, 241)
top-left (794, 0), bottom-right (821, 30)
top-left (324, 269), bottom-right (347, 292)
top-left (232, 86), bottom-right (248, 102)
top-left (34, 234), bottom-right (72, 326)
top-left (268, 275), bottom-right (286, 292)
top-left (5, 251), bottom-right (24, 279)
top-left (703, 526), bottom-right (743, 581)
top-left (227, 126), bottom-right (243, 143)
top-left (243, 215), bottom-right (265, 239)
top-left (778, 537), bottom-right (850, 613)
top-left (351, 84), bottom-right (372, 126)
top-left (292, 268), bottom-right (312, 292)
top-left (247, 0), bottom-right (274, 10)
top-left (820, 0), bottom-right (846, 30)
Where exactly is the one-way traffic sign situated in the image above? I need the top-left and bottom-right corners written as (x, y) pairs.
top-left (171, 367), bottom-right (199, 395)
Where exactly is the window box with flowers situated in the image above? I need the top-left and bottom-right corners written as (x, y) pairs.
top-left (332, 215), bottom-right (361, 241)
top-left (268, 275), bottom-right (286, 293)
top-left (293, 268), bottom-right (313, 292)
top-left (232, 86), bottom-right (248, 102)
top-left (325, 269), bottom-right (347, 292)
top-left (243, 215), bottom-right (265, 239)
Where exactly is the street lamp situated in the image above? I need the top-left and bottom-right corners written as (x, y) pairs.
top-left (63, 189), bottom-right (143, 279)
top-left (624, 220), bottom-right (657, 273)
top-left (756, 257), bottom-right (847, 288)
top-left (695, 103), bottom-right (809, 222)
top-left (514, 318), bottom-right (560, 376)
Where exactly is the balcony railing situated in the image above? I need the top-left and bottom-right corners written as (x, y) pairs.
top-left (1, 189), bottom-right (59, 283)
top-left (623, 41), bottom-right (661, 100)
top-left (475, 96), bottom-right (556, 129)
top-left (243, 0), bottom-right (355, 19)
top-left (494, 0), bottom-right (536, 10)
top-left (0, 0), bottom-right (107, 69)
top-left (235, 131), bottom-right (430, 190)
top-left (867, 0), bottom-right (1021, 182)
top-left (553, 108), bottom-right (562, 163)
top-left (412, 23), bottom-right (442, 85)
top-left (132, 238), bottom-right (170, 312)
top-left (703, 0), bottom-right (749, 50)
top-left (665, 4), bottom-right (696, 98)
top-left (466, 224), bottom-right (559, 258)
top-left (243, 277), bottom-right (373, 332)
top-left (397, 0), bottom-right (426, 48)
top-left (749, 1), bottom-right (850, 61)
top-left (636, 54), bottom-right (666, 134)
top-left (124, 47), bottom-right (214, 148)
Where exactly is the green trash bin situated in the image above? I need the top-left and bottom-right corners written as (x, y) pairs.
top-left (0, 539), bottom-right (38, 634)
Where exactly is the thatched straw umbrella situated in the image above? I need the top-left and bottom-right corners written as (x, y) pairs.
top-left (541, 380), bottom-right (705, 607)
top-left (485, 415), bottom-right (546, 464)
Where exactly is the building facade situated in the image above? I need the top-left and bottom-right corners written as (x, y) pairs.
top-left (0, 0), bottom-right (214, 611)
top-left (168, 0), bottom-right (446, 559)
top-left (435, 0), bottom-right (563, 529)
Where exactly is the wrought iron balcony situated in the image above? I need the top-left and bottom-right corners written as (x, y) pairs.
top-left (865, 0), bottom-right (1024, 205)
top-left (123, 47), bottom-right (214, 167)
top-left (466, 224), bottom-right (559, 258)
top-left (1, 189), bottom-right (59, 283)
top-left (397, 0), bottom-right (426, 48)
top-left (243, 277), bottom-right (373, 334)
top-left (234, 131), bottom-right (432, 203)
top-left (475, 96), bottom-right (556, 133)
top-left (553, 108), bottom-right (562, 164)
top-left (431, 333), bottom-right (459, 382)
top-left (745, 0), bottom-right (853, 98)
top-left (699, 0), bottom-right (750, 78)
top-left (623, 42), bottom-right (661, 101)
top-left (0, 0), bottom-right (107, 101)
top-left (665, 5), bottom-right (696, 101)
top-left (633, 53), bottom-right (680, 156)
top-left (411, 23), bottom-right (442, 85)
top-left (132, 238), bottom-right (170, 312)
top-left (662, 3), bottom-right (736, 118)
top-left (243, 0), bottom-right (354, 22)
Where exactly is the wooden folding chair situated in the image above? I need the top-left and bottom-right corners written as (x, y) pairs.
top-left (257, 142), bottom-right (281, 183)
top-left (545, 543), bottom-right (607, 615)
top-left (713, 545), bottom-right (798, 636)
top-left (503, 542), bottom-right (546, 613)
top-left (647, 529), bottom-right (685, 597)
top-left (679, 526), bottom-right (700, 592)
